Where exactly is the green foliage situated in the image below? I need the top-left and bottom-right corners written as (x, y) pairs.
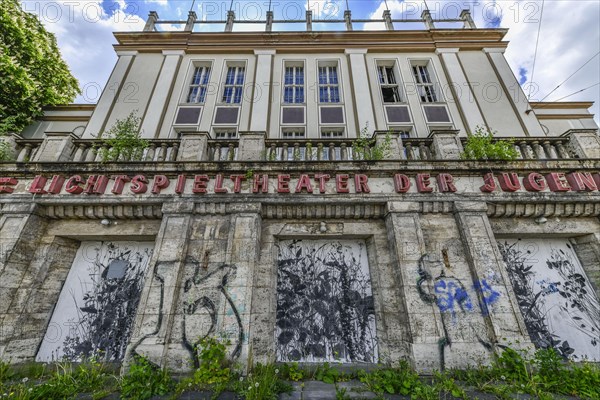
top-left (119, 356), bottom-right (173, 400)
top-left (0, 137), bottom-right (14, 161)
top-left (281, 362), bottom-right (307, 382)
top-left (357, 361), bottom-right (424, 397)
top-left (314, 362), bottom-right (342, 384)
top-left (236, 363), bottom-right (291, 400)
top-left (96, 112), bottom-right (148, 162)
top-left (460, 126), bottom-right (519, 161)
top-left (0, 0), bottom-right (80, 134)
top-left (352, 126), bottom-right (392, 161)
top-left (0, 360), bottom-right (13, 383)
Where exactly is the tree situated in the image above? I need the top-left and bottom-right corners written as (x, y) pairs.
top-left (0, 0), bottom-right (80, 135)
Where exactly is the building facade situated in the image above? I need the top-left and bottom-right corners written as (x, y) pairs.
top-left (1, 9), bottom-right (600, 372)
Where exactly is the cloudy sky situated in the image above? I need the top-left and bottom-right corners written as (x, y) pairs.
top-left (20, 0), bottom-right (600, 123)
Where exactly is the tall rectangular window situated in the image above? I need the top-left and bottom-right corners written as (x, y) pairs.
top-left (222, 66), bottom-right (245, 104)
top-left (377, 65), bottom-right (401, 103)
top-left (187, 66), bottom-right (211, 103)
top-left (284, 66), bottom-right (305, 103)
top-left (412, 64), bottom-right (438, 103)
top-left (318, 65), bottom-right (340, 103)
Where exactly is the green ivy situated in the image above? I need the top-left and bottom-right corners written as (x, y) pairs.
top-left (96, 112), bottom-right (149, 162)
top-left (0, 136), bottom-right (14, 161)
top-left (0, 0), bottom-right (80, 134)
top-left (460, 126), bottom-right (519, 161)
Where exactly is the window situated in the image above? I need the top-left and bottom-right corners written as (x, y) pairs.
top-left (318, 65), bottom-right (340, 103)
top-left (412, 64), bottom-right (438, 103)
top-left (187, 66), bottom-right (211, 103)
top-left (377, 65), bottom-right (401, 103)
top-left (284, 65), bottom-right (305, 103)
top-left (222, 66), bottom-right (245, 104)
top-left (282, 129), bottom-right (305, 139)
top-left (320, 129), bottom-right (344, 138)
top-left (214, 129), bottom-right (237, 139)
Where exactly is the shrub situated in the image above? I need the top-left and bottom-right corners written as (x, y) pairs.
top-left (460, 126), bottom-right (518, 161)
top-left (96, 112), bottom-right (148, 162)
top-left (120, 356), bottom-right (174, 400)
top-left (352, 126), bottom-right (392, 161)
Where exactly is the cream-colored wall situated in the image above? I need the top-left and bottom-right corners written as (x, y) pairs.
top-left (158, 54), bottom-right (257, 138)
top-left (458, 51), bottom-right (527, 137)
top-left (102, 53), bottom-right (163, 133)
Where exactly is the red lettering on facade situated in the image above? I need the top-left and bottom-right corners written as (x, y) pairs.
top-left (545, 173), bottom-right (571, 192)
top-left (480, 173), bottom-right (496, 193)
top-left (0, 178), bottom-right (18, 193)
top-left (295, 174), bottom-right (313, 193)
top-left (175, 175), bottom-right (186, 195)
top-left (566, 172), bottom-right (598, 192)
top-left (336, 174), bottom-right (350, 193)
top-left (65, 175), bottom-right (84, 194)
top-left (230, 175), bottom-right (245, 193)
top-left (192, 175), bottom-right (209, 194)
top-left (28, 175), bottom-right (48, 194)
top-left (47, 175), bottom-right (65, 194)
top-left (253, 174), bottom-right (269, 193)
top-left (354, 174), bottom-right (370, 193)
top-left (314, 174), bottom-right (330, 193)
top-left (416, 174), bottom-right (433, 192)
top-left (214, 174), bottom-right (228, 193)
top-left (277, 175), bottom-right (290, 193)
top-left (84, 175), bottom-right (109, 195)
top-left (497, 172), bottom-right (521, 192)
top-left (111, 175), bottom-right (131, 195)
top-left (523, 173), bottom-right (546, 192)
top-left (130, 175), bottom-right (148, 194)
top-left (151, 175), bottom-right (170, 194)
top-left (394, 174), bottom-right (411, 193)
top-left (437, 173), bottom-right (457, 192)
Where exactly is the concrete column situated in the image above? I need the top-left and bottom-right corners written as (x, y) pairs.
top-left (565, 129), bottom-right (600, 158)
top-left (383, 10), bottom-right (394, 30)
top-left (249, 50), bottom-right (275, 133)
top-left (0, 204), bottom-right (46, 274)
top-left (460, 10), bottom-right (476, 28)
top-left (1, 237), bottom-right (79, 361)
top-left (177, 131), bottom-right (210, 161)
top-left (429, 130), bottom-right (463, 160)
top-left (345, 49), bottom-right (376, 134)
top-left (266, 11), bottom-right (273, 31)
top-left (140, 50), bottom-right (185, 139)
top-left (238, 131), bottom-right (265, 161)
top-left (436, 49), bottom-right (486, 134)
top-left (421, 10), bottom-right (435, 29)
top-left (144, 11), bottom-right (159, 31)
top-left (225, 10), bottom-right (235, 32)
top-left (484, 48), bottom-right (545, 136)
top-left (224, 203), bottom-right (262, 371)
top-left (184, 11), bottom-right (197, 31)
top-left (453, 201), bottom-right (534, 352)
top-left (33, 132), bottom-right (77, 162)
top-left (384, 202), bottom-right (437, 370)
top-left (127, 201), bottom-right (194, 369)
top-left (306, 10), bottom-right (313, 31)
top-left (344, 10), bottom-right (352, 31)
top-left (83, 51), bottom-right (137, 138)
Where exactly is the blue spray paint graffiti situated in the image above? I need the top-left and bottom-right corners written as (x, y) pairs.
top-left (473, 278), bottom-right (501, 316)
top-left (434, 279), bottom-right (474, 316)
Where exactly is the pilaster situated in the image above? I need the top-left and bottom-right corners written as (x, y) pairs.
top-left (565, 129), bottom-right (600, 159)
top-left (33, 132), bottom-right (78, 162)
top-left (249, 50), bottom-right (275, 133)
top-left (345, 49), bottom-right (376, 133)
top-left (140, 50), bottom-right (185, 138)
top-left (238, 131), bottom-right (266, 161)
top-left (429, 130), bottom-right (463, 160)
top-left (453, 201), bottom-right (534, 352)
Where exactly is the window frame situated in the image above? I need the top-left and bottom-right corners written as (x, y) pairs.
top-left (317, 62), bottom-right (341, 104)
top-left (221, 64), bottom-right (246, 104)
top-left (186, 65), bottom-right (212, 104)
top-left (283, 62), bottom-right (305, 104)
top-left (377, 63), bottom-right (402, 104)
top-left (411, 61), bottom-right (439, 103)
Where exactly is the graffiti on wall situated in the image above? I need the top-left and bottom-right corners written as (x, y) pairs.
top-left (498, 238), bottom-right (600, 361)
top-left (37, 241), bottom-right (154, 362)
top-left (417, 250), bottom-right (499, 369)
top-left (275, 240), bottom-right (377, 363)
top-left (182, 255), bottom-right (244, 367)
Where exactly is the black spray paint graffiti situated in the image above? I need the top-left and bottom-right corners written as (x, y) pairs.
top-left (498, 240), bottom-right (600, 360)
top-left (417, 250), bottom-right (498, 370)
top-left (62, 242), bottom-right (152, 361)
top-left (182, 256), bottom-right (244, 367)
top-left (275, 240), bottom-right (377, 363)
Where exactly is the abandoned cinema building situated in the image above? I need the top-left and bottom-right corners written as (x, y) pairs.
top-left (0, 6), bottom-right (599, 372)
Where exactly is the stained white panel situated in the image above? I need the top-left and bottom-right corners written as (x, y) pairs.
top-left (36, 241), bottom-right (154, 362)
top-left (498, 238), bottom-right (600, 361)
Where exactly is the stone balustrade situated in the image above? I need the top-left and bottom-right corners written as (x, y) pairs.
top-left (4, 129), bottom-right (599, 163)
